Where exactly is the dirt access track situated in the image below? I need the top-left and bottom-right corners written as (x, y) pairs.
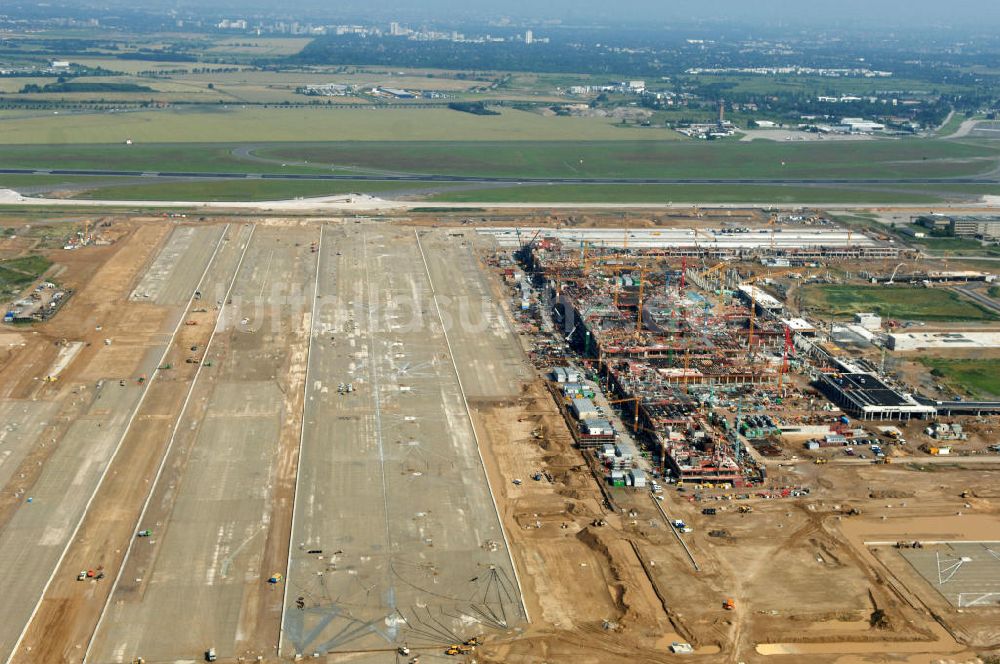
top-left (0, 214), bottom-right (996, 664)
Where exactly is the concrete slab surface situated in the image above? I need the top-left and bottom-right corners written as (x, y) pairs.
top-left (281, 224), bottom-right (524, 658)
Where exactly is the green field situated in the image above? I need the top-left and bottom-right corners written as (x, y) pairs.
top-left (0, 137), bottom-right (995, 184)
top-left (0, 175), bottom-right (104, 189)
top-left (801, 285), bottom-right (999, 322)
top-left (921, 358), bottom-right (1000, 399)
top-left (897, 231), bottom-right (1000, 255)
top-left (256, 139), bottom-right (1000, 180)
top-left (0, 144), bottom-right (332, 175)
top-left (0, 254), bottom-right (53, 296)
top-left (0, 107), bottom-right (680, 144)
top-left (68, 179), bottom-right (435, 201)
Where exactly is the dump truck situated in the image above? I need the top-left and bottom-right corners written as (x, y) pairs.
top-left (268, 573), bottom-right (282, 584)
top-left (723, 598), bottom-right (735, 610)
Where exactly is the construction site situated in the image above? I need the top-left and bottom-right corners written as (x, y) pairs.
top-left (0, 208), bottom-right (997, 664)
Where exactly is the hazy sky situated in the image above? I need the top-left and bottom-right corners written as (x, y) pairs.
top-left (75, 0), bottom-right (1000, 29)
top-left (383, 0), bottom-right (1000, 25)
top-left (244, 0), bottom-right (999, 27)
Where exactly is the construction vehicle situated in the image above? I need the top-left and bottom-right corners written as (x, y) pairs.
top-left (814, 458), bottom-right (828, 464)
top-left (445, 647), bottom-right (460, 656)
top-left (723, 598), bottom-right (735, 610)
top-left (397, 645), bottom-right (411, 656)
top-left (738, 505), bottom-right (753, 513)
top-left (268, 572), bottom-right (282, 584)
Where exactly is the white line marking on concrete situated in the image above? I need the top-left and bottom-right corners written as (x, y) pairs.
top-left (362, 230), bottom-right (396, 566)
top-left (413, 229), bottom-right (530, 623)
top-left (3, 224), bottom-right (232, 664)
top-left (277, 223), bottom-right (324, 657)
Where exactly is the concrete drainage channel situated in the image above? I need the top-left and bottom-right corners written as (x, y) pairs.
top-left (650, 493), bottom-right (701, 572)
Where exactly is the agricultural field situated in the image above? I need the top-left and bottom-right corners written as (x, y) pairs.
top-left (5, 55), bottom-right (566, 104)
top-left (800, 284), bottom-right (1000, 322)
top-left (0, 106), bottom-right (679, 143)
top-left (204, 37), bottom-right (314, 57)
top-left (921, 357), bottom-right (1000, 399)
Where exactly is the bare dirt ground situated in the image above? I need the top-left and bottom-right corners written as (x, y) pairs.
top-left (472, 379), bottom-right (1000, 664)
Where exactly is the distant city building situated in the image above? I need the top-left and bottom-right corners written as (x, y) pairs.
top-left (524, 29), bottom-right (533, 45)
top-left (217, 18), bottom-right (248, 30)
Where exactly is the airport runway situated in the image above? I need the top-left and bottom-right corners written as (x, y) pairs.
top-left (87, 223), bottom-right (315, 663)
top-left (281, 224), bottom-right (524, 660)
top-left (1, 166), bottom-right (997, 186)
